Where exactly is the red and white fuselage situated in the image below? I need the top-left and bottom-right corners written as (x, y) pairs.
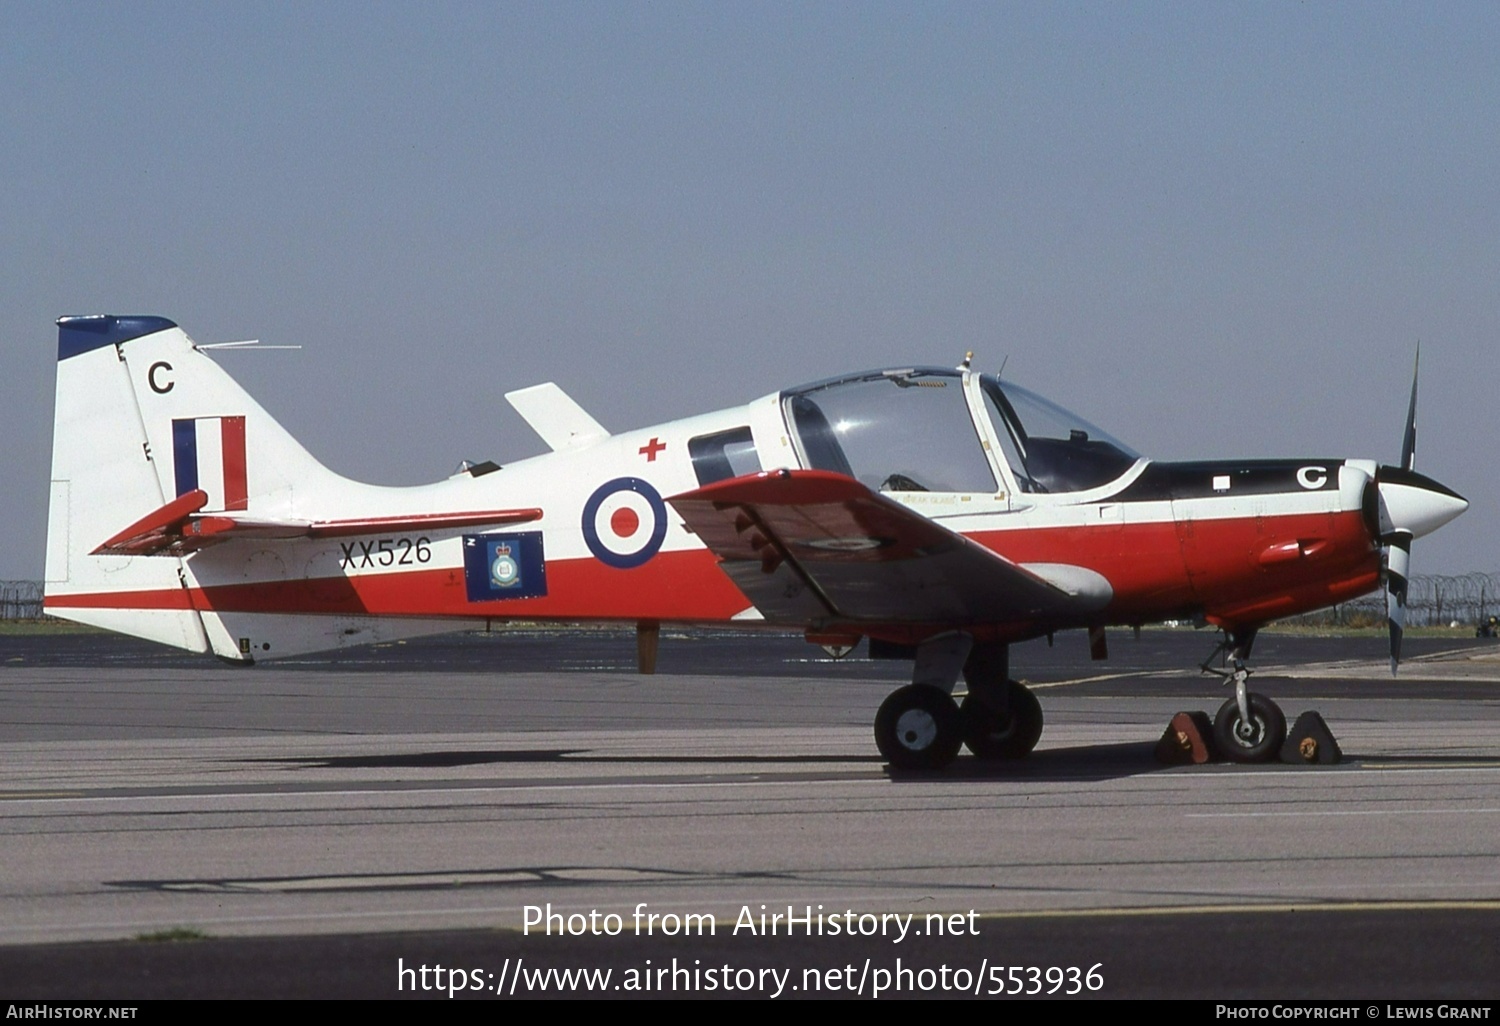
top-left (44, 317), bottom-right (1466, 662)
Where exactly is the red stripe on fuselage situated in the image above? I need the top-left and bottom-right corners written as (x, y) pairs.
top-left (46, 548), bottom-right (754, 622)
top-left (46, 510), bottom-right (1382, 630)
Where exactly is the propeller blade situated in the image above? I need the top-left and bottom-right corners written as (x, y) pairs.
top-left (1400, 345), bottom-right (1419, 472)
top-left (1385, 532), bottom-right (1412, 675)
top-left (1386, 348), bottom-right (1418, 673)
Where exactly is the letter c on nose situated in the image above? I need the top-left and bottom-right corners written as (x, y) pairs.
top-left (148, 361), bottom-right (174, 394)
top-left (1296, 466), bottom-right (1327, 490)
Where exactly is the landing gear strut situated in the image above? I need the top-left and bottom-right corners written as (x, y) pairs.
top-left (873, 636), bottom-right (1043, 769)
top-left (1200, 628), bottom-right (1286, 763)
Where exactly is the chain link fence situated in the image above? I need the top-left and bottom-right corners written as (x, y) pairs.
top-left (1291, 572), bottom-right (1500, 629)
top-left (1, 581), bottom-right (44, 620)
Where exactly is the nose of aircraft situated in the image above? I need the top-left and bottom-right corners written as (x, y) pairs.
top-left (1375, 466), bottom-right (1468, 539)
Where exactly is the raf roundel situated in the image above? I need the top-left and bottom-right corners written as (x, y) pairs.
top-left (582, 477), bottom-right (669, 569)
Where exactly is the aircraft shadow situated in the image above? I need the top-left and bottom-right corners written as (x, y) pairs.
top-left (254, 751), bottom-right (887, 769)
top-left (252, 741), bottom-right (1181, 781)
top-left (888, 741), bottom-right (1170, 783)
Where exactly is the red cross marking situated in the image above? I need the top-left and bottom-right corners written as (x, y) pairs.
top-left (639, 437), bottom-right (666, 462)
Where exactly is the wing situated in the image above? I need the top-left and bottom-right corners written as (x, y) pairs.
top-left (669, 469), bottom-right (1097, 626)
top-left (93, 489), bottom-right (542, 557)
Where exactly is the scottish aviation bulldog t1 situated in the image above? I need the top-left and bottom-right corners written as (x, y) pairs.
top-left (45, 316), bottom-right (1466, 768)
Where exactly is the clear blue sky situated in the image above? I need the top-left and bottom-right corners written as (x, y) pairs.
top-left (3, 1), bottom-right (1495, 579)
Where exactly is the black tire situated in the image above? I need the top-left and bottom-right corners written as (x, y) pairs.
top-left (1213, 693), bottom-right (1287, 763)
top-left (874, 684), bottom-right (963, 770)
top-left (960, 681), bottom-right (1044, 760)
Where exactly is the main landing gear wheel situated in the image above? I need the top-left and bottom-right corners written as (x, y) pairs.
top-left (874, 684), bottom-right (963, 770)
top-left (1213, 692), bottom-right (1287, 763)
top-left (960, 681), bottom-right (1044, 760)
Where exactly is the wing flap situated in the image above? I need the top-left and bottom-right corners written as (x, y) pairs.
top-left (670, 470), bottom-right (1077, 624)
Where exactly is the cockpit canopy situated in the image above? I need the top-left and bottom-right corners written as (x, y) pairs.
top-left (782, 368), bottom-right (1139, 496)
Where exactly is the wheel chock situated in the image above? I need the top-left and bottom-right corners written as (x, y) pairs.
top-left (1279, 711), bottom-right (1342, 765)
top-left (1154, 711), bottom-right (1217, 765)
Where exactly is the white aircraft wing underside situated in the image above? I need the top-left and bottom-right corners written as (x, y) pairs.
top-left (670, 470), bottom-right (1095, 626)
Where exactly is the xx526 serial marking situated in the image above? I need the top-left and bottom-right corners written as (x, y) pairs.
top-left (339, 536), bottom-right (433, 570)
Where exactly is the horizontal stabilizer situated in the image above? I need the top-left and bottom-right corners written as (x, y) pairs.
top-left (94, 489), bottom-right (212, 556)
top-left (504, 382), bottom-right (610, 451)
top-left (670, 469), bottom-right (1081, 625)
top-left (94, 493), bottom-right (543, 557)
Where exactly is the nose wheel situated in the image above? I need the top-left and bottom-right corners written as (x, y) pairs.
top-left (1201, 628), bottom-right (1287, 763)
top-left (1212, 692), bottom-right (1286, 763)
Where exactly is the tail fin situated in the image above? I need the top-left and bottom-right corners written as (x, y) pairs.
top-left (44, 315), bottom-right (344, 655)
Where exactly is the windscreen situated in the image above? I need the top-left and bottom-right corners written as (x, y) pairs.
top-left (980, 377), bottom-right (1139, 493)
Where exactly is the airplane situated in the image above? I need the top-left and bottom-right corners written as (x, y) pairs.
top-left (43, 315), bottom-right (1469, 769)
